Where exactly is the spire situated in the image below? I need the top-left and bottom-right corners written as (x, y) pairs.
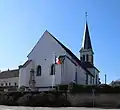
top-left (81, 12), bottom-right (92, 50)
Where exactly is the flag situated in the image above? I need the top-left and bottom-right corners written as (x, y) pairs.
top-left (56, 57), bottom-right (61, 64)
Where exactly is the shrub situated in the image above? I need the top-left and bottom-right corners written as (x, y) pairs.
top-left (5, 96), bottom-right (18, 106)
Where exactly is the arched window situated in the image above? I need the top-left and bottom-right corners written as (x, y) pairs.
top-left (50, 64), bottom-right (55, 75)
top-left (86, 54), bottom-right (89, 62)
top-left (90, 76), bottom-right (92, 84)
top-left (36, 65), bottom-right (41, 76)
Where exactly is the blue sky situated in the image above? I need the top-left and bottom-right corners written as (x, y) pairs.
top-left (0, 0), bottom-right (119, 84)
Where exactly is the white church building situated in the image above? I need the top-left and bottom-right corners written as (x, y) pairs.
top-left (18, 21), bottom-right (100, 91)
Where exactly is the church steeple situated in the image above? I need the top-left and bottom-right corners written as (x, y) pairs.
top-left (80, 12), bottom-right (94, 64)
top-left (82, 21), bottom-right (92, 50)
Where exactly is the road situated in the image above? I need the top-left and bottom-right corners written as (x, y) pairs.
top-left (0, 106), bottom-right (118, 110)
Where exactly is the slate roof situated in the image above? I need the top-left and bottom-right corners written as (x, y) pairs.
top-left (0, 69), bottom-right (19, 79)
top-left (81, 21), bottom-right (93, 50)
top-left (20, 60), bottom-right (32, 68)
top-left (81, 62), bottom-right (100, 72)
top-left (47, 31), bottom-right (94, 77)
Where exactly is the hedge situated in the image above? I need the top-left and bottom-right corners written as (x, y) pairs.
top-left (56, 84), bottom-right (120, 93)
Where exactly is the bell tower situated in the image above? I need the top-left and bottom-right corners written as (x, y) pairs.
top-left (80, 12), bottom-right (94, 65)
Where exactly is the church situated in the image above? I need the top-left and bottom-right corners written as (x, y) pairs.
top-left (18, 20), bottom-right (100, 91)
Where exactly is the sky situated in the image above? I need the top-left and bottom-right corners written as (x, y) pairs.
top-left (0, 0), bottom-right (120, 84)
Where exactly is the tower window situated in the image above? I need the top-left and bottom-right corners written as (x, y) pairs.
top-left (50, 64), bottom-right (55, 75)
top-left (83, 55), bottom-right (85, 61)
top-left (1, 83), bottom-right (3, 86)
top-left (9, 82), bottom-right (11, 86)
top-left (86, 54), bottom-right (89, 62)
top-left (36, 65), bottom-right (41, 76)
top-left (6, 83), bottom-right (7, 86)
top-left (80, 57), bottom-right (83, 61)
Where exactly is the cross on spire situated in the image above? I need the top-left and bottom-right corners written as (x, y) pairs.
top-left (85, 12), bottom-right (88, 21)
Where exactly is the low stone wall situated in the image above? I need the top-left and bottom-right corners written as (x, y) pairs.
top-left (67, 93), bottom-right (120, 108)
top-left (0, 91), bottom-right (120, 108)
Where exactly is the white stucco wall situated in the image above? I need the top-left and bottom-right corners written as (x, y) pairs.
top-left (19, 61), bottom-right (33, 88)
top-left (66, 53), bottom-right (87, 85)
top-left (76, 66), bottom-right (86, 85)
top-left (61, 56), bottom-right (76, 85)
top-left (54, 64), bottom-right (61, 85)
top-left (0, 77), bottom-right (18, 87)
top-left (19, 68), bottom-right (26, 87)
top-left (26, 31), bottom-right (67, 88)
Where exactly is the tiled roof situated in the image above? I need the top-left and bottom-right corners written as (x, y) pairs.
top-left (0, 69), bottom-right (19, 79)
top-left (47, 31), bottom-right (94, 77)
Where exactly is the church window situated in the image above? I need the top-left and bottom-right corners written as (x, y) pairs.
top-left (6, 83), bottom-right (7, 86)
top-left (86, 73), bottom-right (88, 84)
top-left (92, 77), bottom-right (94, 84)
top-left (96, 74), bottom-right (98, 84)
top-left (36, 65), bottom-right (41, 76)
top-left (9, 82), bottom-right (11, 86)
top-left (83, 55), bottom-right (85, 61)
top-left (86, 54), bottom-right (89, 62)
top-left (75, 69), bottom-right (77, 83)
top-left (90, 76), bottom-right (92, 84)
top-left (50, 64), bottom-right (55, 75)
